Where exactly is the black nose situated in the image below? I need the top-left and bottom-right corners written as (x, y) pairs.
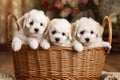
top-left (55, 38), bottom-right (60, 42)
top-left (85, 38), bottom-right (90, 42)
top-left (34, 28), bottom-right (39, 33)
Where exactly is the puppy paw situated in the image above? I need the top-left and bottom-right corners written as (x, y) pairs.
top-left (40, 39), bottom-right (50, 50)
top-left (74, 44), bottom-right (84, 52)
top-left (29, 39), bottom-right (39, 50)
top-left (102, 42), bottom-right (112, 50)
top-left (12, 37), bottom-right (22, 52)
top-left (72, 40), bottom-right (83, 52)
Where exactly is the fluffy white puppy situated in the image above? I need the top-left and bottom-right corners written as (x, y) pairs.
top-left (72, 17), bottom-right (111, 52)
top-left (12, 9), bottom-right (49, 51)
top-left (40, 18), bottom-right (72, 49)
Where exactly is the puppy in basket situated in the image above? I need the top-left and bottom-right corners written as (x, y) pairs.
top-left (72, 17), bottom-right (111, 52)
top-left (12, 9), bottom-right (49, 51)
top-left (40, 18), bottom-right (72, 49)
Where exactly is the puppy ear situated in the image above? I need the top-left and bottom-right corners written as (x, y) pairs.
top-left (17, 13), bottom-right (28, 28)
top-left (97, 23), bottom-right (104, 37)
top-left (43, 18), bottom-right (51, 38)
top-left (44, 18), bottom-right (57, 35)
top-left (68, 25), bottom-right (72, 40)
top-left (71, 21), bottom-right (79, 40)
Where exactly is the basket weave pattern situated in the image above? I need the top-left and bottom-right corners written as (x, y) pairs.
top-left (12, 47), bottom-right (106, 80)
top-left (7, 14), bottom-right (112, 80)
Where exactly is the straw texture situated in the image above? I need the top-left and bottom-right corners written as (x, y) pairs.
top-left (7, 14), bottom-right (112, 80)
top-left (11, 46), bottom-right (106, 80)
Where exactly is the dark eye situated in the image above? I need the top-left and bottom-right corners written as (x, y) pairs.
top-left (80, 31), bottom-right (84, 35)
top-left (62, 32), bottom-right (65, 36)
top-left (29, 21), bottom-right (33, 25)
top-left (40, 23), bottom-right (43, 26)
top-left (52, 31), bottom-right (56, 34)
top-left (91, 31), bottom-right (94, 34)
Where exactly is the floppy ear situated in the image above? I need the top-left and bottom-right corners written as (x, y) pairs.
top-left (68, 25), bottom-right (72, 40)
top-left (97, 23), bottom-right (104, 37)
top-left (17, 13), bottom-right (28, 28)
top-left (71, 21), bottom-right (79, 40)
top-left (44, 19), bottom-right (57, 36)
top-left (43, 19), bottom-right (52, 38)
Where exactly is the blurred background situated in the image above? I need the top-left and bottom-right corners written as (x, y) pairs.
top-left (0, 0), bottom-right (120, 76)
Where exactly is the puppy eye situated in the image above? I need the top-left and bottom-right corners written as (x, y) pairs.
top-left (29, 21), bottom-right (34, 25)
top-left (80, 31), bottom-right (84, 35)
top-left (62, 32), bottom-right (65, 36)
top-left (40, 23), bottom-right (43, 26)
top-left (91, 31), bottom-right (94, 34)
top-left (52, 31), bottom-right (56, 34)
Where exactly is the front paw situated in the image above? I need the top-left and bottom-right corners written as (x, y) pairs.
top-left (103, 42), bottom-right (112, 50)
top-left (72, 40), bottom-right (83, 52)
top-left (12, 37), bottom-right (22, 52)
top-left (40, 39), bottom-right (50, 50)
top-left (74, 44), bottom-right (83, 52)
top-left (29, 39), bottom-right (39, 50)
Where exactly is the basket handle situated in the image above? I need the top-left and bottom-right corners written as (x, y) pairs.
top-left (7, 14), bottom-right (20, 44)
top-left (102, 16), bottom-right (112, 53)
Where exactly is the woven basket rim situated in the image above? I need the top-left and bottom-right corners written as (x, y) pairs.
top-left (45, 46), bottom-right (104, 51)
top-left (8, 44), bottom-right (104, 51)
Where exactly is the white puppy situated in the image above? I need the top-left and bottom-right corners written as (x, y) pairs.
top-left (72, 17), bottom-right (111, 52)
top-left (12, 9), bottom-right (49, 51)
top-left (40, 18), bottom-right (72, 49)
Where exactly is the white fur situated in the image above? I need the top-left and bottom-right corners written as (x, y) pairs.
top-left (12, 37), bottom-right (23, 51)
top-left (72, 40), bottom-right (83, 52)
top-left (40, 18), bottom-right (72, 49)
top-left (12, 9), bottom-right (49, 51)
top-left (40, 39), bottom-right (50, 50)
top-left (72, 17), bottom-right (111, 52)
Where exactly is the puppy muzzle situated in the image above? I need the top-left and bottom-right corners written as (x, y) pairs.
top-left (55, 38), bottom-right (60, 42)
top-left (85, 38), bottom-right (90, 42)
top-left (34, 28), bottom-right (39, 33)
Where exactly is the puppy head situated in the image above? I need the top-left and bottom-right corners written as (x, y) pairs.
top-left (74, 17), bottom-right (103, 46)
top-left (48, 18), bottom-right (71, 45)
top-left (17, 9), bottom-right (49, 35)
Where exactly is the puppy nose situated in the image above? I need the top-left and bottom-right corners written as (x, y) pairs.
top-left (34, 28), bottom-right (39, 33)
top-left (55, 38), bottom-right (60, 42)
top-left (85, 38), bottom-right (90, 42)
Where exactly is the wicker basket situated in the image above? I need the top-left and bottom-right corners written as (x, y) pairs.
top-left (7, 14), bottom-right (112, 80)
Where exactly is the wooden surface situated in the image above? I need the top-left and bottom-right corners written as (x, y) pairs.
top-left (104, 53), bottom-right (120, 72)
